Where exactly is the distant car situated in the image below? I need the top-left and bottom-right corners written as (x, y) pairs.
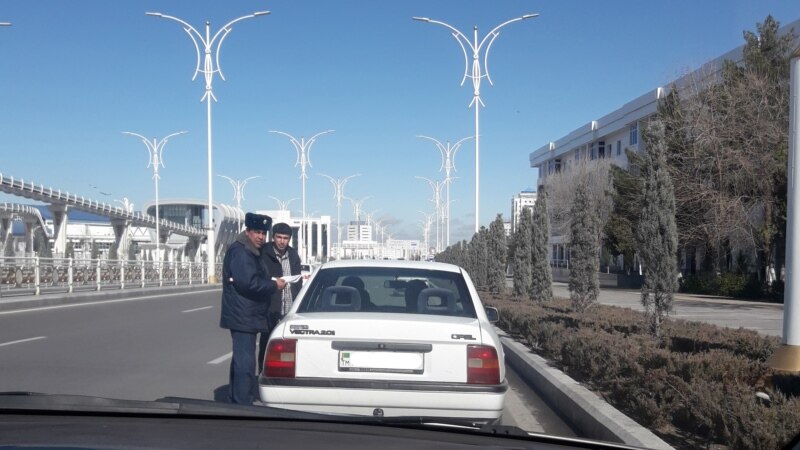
top-left (259, 260), bottom-right (505, 425)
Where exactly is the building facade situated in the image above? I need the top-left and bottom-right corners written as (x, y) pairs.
top-left (510, 189), bottom-right (537, 234)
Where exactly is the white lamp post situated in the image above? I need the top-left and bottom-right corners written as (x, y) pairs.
top-left (218, 175), bottom-right (259, 231)
top-left (147, 9), bottom-right (269, 283)
top-left (416, 176), bottom-right (445, 253)
top-left (768, 51), bottom-right (800, 372)
top-left (418, 210), bottom-right (433, 257)
top-left (417, 135), bottom-right (471, 246)
top-left (413, 13), bottom-right (538, 233)
top-left (122, 131), bottom-right (186, 272)
top-left (319, 173), bottom-right (359, 259)
top-left (269, 129), bottom-right (334, 262)
top-left (268, 196), bottom-right (299, 213)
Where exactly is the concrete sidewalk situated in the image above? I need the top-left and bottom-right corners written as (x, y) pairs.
top-left (551, 282), bottom-right (784, 337)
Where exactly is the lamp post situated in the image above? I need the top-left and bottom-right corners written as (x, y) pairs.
top-left (122, 131), bottom-right (186, 269)
top-left (346, 196), bottom-right (372, 224)
top-left (218, 175), bottom-right (259, 231)
top-left (319, 173), bottom-right (359, 259)
top-left (413, 13), bottom-right (538, 233)
top-left (416, 176), bottom-right (445, 253)
top-left (418, 210), bottom-right (433, 258)
top-left (147, 9), bottom-right (269, 283)
top-left (269, 129), bottom-right (334, 262)
top-left (268, 196), bottom-right (299, 213)
top-left (417, 135), bottom-right (471, 246)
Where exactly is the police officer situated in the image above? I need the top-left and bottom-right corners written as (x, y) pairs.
top-left (219, 212), bottom-right (287, 405)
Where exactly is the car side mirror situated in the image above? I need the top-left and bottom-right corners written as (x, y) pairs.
top-left (484, 306), bottom-right (499, 323)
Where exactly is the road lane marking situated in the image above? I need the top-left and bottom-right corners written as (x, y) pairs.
top-left (0, 289), bottom-right (219, 315)
top-left (182, 306), bottom-right (214, 313)
top-left (0, 336), bottom-right (46, 347)
top-left (208, 352), bottom-right (232, 365)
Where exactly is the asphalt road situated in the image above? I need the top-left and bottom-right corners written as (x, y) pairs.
top-left (0, 289), bottom-right (573, 437)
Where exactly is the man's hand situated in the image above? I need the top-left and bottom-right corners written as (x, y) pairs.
top-left (275, 277), bottom-right (288, 290)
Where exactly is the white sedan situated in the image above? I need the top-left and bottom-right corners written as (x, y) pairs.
top-left (259, 260), bottom-right (506, 424)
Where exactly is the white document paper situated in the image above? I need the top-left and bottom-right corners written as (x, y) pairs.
top-left (280, 274), bottom-right (303, 284)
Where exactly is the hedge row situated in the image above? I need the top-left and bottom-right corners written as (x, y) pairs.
top-left (486, 293), bottom-right (800, 450)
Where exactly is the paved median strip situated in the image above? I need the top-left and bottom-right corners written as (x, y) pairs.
top-left (0, 336), bottom-right (46, 348)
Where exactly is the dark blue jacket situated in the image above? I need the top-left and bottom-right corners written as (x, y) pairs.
top-left (219, 232), bottom-right (278, 333)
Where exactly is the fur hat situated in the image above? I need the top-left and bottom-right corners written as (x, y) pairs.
top-left (245, 212), bottom-right (272, 232)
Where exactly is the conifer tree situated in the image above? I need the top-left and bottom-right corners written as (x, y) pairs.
top-left (530, 192), bottom-right (553, 302)
top-left (568, 184), bottom-right (599, 312)
top-left (512, 208), bottom-right (533, 297)
top-left (468, 228), bottom-right (489, 289)
top-left (487, 214), bottom-right (507, 294)
top-left (637, 119), bottom-right (679, 337)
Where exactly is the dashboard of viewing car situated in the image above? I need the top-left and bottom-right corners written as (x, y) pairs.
top-left (0, 412), bottom-right (637, 450)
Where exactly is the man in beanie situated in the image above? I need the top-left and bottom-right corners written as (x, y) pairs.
top-left (258, 222), bottom-right (303, 372)
top-left (220, 212), bottom-right (287, 405)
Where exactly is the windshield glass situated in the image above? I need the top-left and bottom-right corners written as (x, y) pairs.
top-left (1, 2), bottom-right (799, 450)
top-left (297, 266), bottom-right (476, 317)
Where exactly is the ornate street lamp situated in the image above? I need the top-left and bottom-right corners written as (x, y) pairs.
top-left (413, 13), bottom-right (538, 232)
top-left (147, 9), bottom-right (269, 282)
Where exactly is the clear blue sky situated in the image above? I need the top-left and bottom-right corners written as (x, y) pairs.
top-left (0, 1), bottom-right (797, 244)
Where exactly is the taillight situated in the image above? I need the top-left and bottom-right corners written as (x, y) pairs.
top-left (265, 339), bottom-right (296, 378)
top-left (467, 345), bottom-right (500, 384)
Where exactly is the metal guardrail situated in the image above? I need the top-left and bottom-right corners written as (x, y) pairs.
top-left (0, 257), bottom-right (222, 296)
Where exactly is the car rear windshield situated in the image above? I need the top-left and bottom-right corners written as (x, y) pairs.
top-left (297, 267), bottom-right (477, 318)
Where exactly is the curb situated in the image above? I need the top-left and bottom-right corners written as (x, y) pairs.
top-left (498, 329), bottom-right (673, 450)
top-left (0, 284), bottom-right (221, 312)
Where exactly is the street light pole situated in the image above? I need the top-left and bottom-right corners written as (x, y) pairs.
top-left (319, 173), bottom-right (359, 260)
top-left (147, 9), bottom-right (269, 283)
top-left (416, 176), bottom-right (445, 253)
top-left (413, 13), bottom-right (538, 233)
top-left (122, 131), bottom-right (186, 272)
top-left (218, 175), bottom-right (260, 231)
top-left (417, 135), bottom-right (471, 246)
top-left (268, 196), bottom-right (299, 213)
top-left (269, 129), bottom-right (334, 262)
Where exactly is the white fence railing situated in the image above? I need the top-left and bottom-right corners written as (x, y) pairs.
top-left (0, 257), bottom-right (222, 296)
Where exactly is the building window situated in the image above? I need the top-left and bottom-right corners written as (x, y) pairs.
top-left (616, 140), bottom-right (622, 156)
top-left (554, 159), bottom-right (561, 173)
top-left (629, 123), bottom-right (638, 146)
top-left (598, 141), bottom-right (605, 158)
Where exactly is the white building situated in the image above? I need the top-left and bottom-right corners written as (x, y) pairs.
top-left (510, 189), bottom-right (537, 234)
top-left (528, 18), bottom-right (800, 269)
top-left (346, 221), bottom-right (372, 242)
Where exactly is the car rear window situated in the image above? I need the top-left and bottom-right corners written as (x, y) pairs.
top-left (296, 267), bottom-right (477, 318)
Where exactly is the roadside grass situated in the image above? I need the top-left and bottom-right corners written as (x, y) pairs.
top-left (484, 291), bottom-right (800, 450)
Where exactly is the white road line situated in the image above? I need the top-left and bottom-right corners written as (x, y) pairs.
top-left (0, 336), bottom-right (46, 348)
top-left (208, 352), bottom-right (232, 365)
top-left (0, 289), bottom-right (219, 316)
top-left (182, 306), bottom-right (214, 313)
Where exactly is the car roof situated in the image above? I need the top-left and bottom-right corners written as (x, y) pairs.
top-left (318, 259), bottom-right (462, 274)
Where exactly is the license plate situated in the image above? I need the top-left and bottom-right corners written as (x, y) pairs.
top-left (338, 351), bottom-right (424, 374)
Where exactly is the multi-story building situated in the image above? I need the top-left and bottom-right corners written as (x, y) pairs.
top-left (346, 221), bottom-right (372, 242)
top-left (528, 18), bottom-right (800, 271)
top-left (510, 189), bottom-right (537, 234)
